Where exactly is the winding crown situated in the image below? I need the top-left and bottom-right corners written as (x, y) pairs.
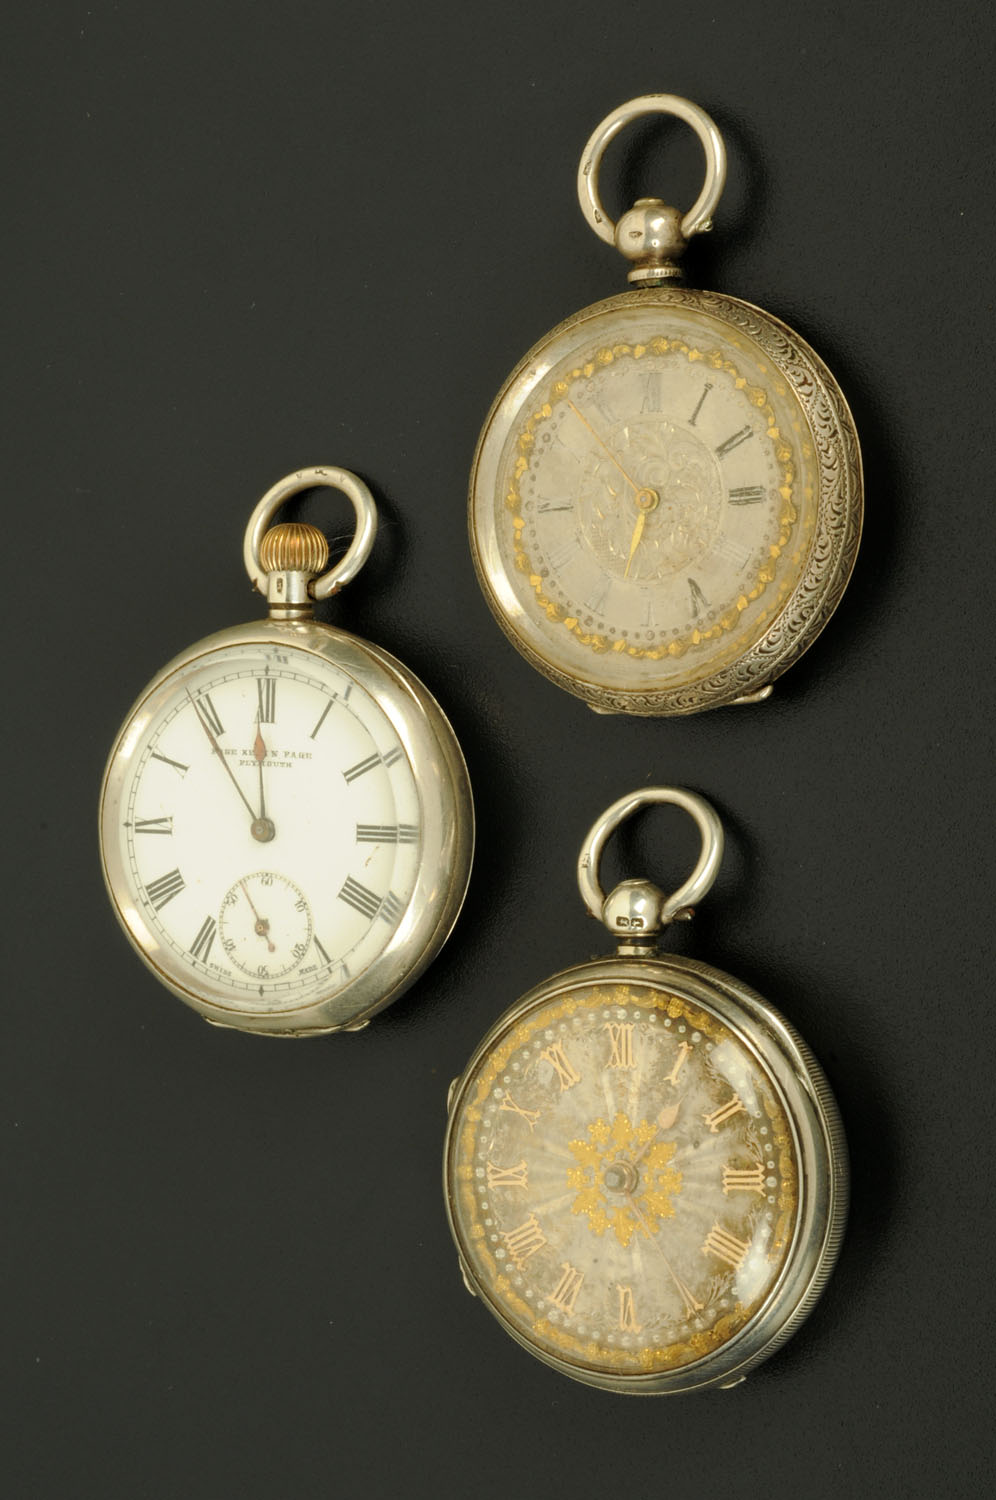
top-left (259, 522), bottom-right (329, 577)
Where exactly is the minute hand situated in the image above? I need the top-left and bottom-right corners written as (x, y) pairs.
top-left (185, 689), bottom-right (257, 822)
top-left (566, 400), bottom-right (643, 494)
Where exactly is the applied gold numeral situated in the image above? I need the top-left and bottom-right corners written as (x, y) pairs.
top-left (617, 1285), bottom-right (641, 1333)
top-left (722, 1163), bottom-right (766, 1196)
top-left (665, 1040), bottom-right (691, 1085)
top-left (540, 1042), bottom-right (580, 1091)
top-left (502, 1214), bottom-right (547, 1270)
top-left (548, 1262), bottom-right (585, 1315)
top-left (703, 1092), bottom-right (745, 1132)
top-left (486, 1160), bottom-right (529, 1189)
top-left (499, 1093), bottom-right (541, 1131)
top-left (603, 1022), bottom-right (635, 1069)
top-left (702, 1224), bottom-right (751, 1271)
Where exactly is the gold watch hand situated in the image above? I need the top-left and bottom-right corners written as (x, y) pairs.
top-left (623, 512), bottom-right (646, 579)
top-left (566, 400), bottom-right (642, 494)
top-left (631, 1100), bottom-right (682, 1166)
top-left (253, 720), bottom-right (268, 820)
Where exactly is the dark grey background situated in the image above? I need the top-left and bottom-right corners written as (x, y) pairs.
top-left (5, 2), bottom-right (995, 1496)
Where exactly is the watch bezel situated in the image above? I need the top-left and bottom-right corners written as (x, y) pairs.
top-left (443, 953), bottom-right (847, 1394)
top-left (99, 617), bottom-right (474, 1036)
top-left (468, 285), bottom-right (863, 715)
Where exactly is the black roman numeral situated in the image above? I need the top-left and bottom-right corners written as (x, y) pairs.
top-left (197, 692), bottom-right (224, 736)
top-left (688, 578), bottom-right (709, 618)
top-left (356, 823), bottom-right (419, 844)
top-left (150, 751), bottom-right (188, 776)
top-left (145, 868), bottom-right (185, 911)
top-left (379, 892), bottom-right (405, 925)
top-left (190, 915), bottom-right (217, 962)
top-left (134, 817), bottom-right (173, 836)
top-left (257, 677), bottom-right (276, 723)
top-left (343, 746), bottom-right (403, 782)
top-left (338, 876), bottom-right (382, 921)
top-left (715, 425), bottom-right (754, 458)
top-left (728, 486), bottom-right (767, 505)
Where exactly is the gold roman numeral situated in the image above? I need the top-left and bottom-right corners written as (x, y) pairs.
top-left (603, 1022), bottom-right (635, 1069)
top-left (617, 1285), bottom-right (641, 1332)
top-left (703, 1092), bottom-right (745, 1132)
top-left (540, 1042), bottom-right (580, 1091)
top-left (548, 1262), bottom-right (584, 1315)
top-left (722, 1163), bottom-right (766, 1196)
top-left (665, 1040), bottom-right (691, 1085)
top-left (702, 1224), bottom-right (751, 1271)
top-left (485, 1160), bottom-right (529, 1190)
top-left (499, 1093), bottom-right (541, 1131)
top-left (501, 1214), bottom-right (546, 1270)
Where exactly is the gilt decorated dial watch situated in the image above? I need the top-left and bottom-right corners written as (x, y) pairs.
top-left (444, 789), bottom-right (846, 1393)
top-left (100, 466), bottom-right (474, 1036)
top-left (469, 95), bottom-right (863, 714)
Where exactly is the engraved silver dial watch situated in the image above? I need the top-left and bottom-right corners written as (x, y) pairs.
top-left (100, 466), bottom-right (474, 1036)
top-left (469, 95), bottom-right (863, 714)
top-left (444, 788), bottom-right (846, 1393)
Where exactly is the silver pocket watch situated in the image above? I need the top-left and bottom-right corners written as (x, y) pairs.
top-left (469, 95), bottom-right (863, 715)
top-left (444, 788), bottom-right (846, 1393)
top-left (100, 466), bottom-right (474, 1037)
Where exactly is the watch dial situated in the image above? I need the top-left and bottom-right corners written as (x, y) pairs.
top-left (473, 296), bottom-right (825, 698)
top-left (448, 982), bottom-right (799, 1380)
top-left (107, 641), bottom-right (421, 1015)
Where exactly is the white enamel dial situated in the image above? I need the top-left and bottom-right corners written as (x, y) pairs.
top-left (109, 640), bottom-right (421, 1017)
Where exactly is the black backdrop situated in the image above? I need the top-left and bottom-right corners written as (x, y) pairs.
top-left (5, 3), bottom-right (995, 1497)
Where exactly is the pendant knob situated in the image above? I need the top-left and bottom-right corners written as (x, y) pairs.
top-left (259, 522), bottom-right (330, 578)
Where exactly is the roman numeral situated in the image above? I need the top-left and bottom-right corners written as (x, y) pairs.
top-left (485, 1160), bottom-right (529, 1190)
top-left (665, 1040), bottom-right (691, 1085)
top-left (190, 915), bottom-right (217, 962)
top-left (547, 537), bottom-right (581, 574)
top-left (310, 700), bottom-right (334, 739)
top-left (687, 577), bottom-right (709, 617)
top-left (537, 500), bottom-right (573, 514)
top-left (548, 1262), bottom-right (584, 1315)
top-left (604, 1022), bottom-right (635, 1069)
top-left (498, 1093), bottom-right (541, 1131)
top-left (356, 823), bottom-right (419, 844)
top-left (337, 876), bottom-right (382, 921)
top-left (501, 1214), bottom-right (546, 1270)
top-left (702, 1224), bottom-right (751, 1271)
top-left (540, 1042), bottom-right (580, 1091)
top-left (728, 485), bottom-right (767, 504)
top-left (144, 868), bottom-right (185, 911)
top-left (257, 677), bottom-right (276, 723)
top-left (689, 381), bottom-right (713, 426)
top-left (714, 535), bottom-right (751, 571)
top-left (715, 425), bottom-right (754, 458)
top-left (379, 891), bottom-right (405, 925)
top-left (617, 1285), bottom-right (641, 1333)
top-left (342, 746), bottom-right (402, 782)
top-left (703, 1093), bottom-right (746, 1133)
top-left (722, 1163), bottom-right (767, 1196)
top-left (196, 692), bottom-right (224, 736)
top-left (584, 578), bottom-right (610, 615)
top-left (150, 751), bottom-right (188, 776)
top-left (640, 372), bottom-right (661, 412)
top-left (134, 816), bottom-right (173, 836)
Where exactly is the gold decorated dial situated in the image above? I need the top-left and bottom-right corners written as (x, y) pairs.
top-left (448, 981), bottom-right (798, 1380)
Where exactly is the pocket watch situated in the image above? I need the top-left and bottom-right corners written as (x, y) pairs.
top-left (469, 95), bottom-right (863, 715)
top-left (444, 788), bottom-right (846, 1393)
top-left (100, 466), bottom-right (474, 1037)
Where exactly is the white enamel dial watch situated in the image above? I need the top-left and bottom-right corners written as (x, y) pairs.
top-left (444, 789), bottom-right (846, 1393)
top-left (469, 95), bottom-right (863, 714)
top-left (100, 466), bottom-right (474, 1036)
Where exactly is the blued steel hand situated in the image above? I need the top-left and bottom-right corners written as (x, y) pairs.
top-left (239, 879), bottom-right (275, 952)
top-left (186, 688), bottom-right (257, 822)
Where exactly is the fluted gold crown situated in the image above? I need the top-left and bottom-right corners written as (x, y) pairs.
top-left (259, 522), bottom-right (329, 577)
